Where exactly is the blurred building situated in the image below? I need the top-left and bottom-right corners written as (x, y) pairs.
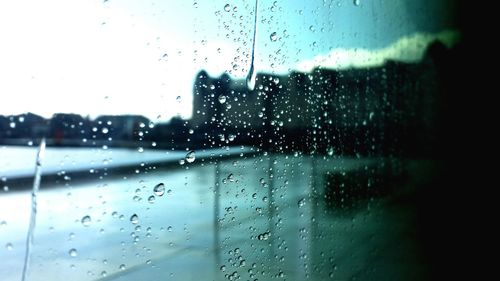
top-left (191, 43), bottom-right (443, 156)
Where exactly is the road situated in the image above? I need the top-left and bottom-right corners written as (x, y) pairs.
top-left (1, 146), bottom-right (426, 281)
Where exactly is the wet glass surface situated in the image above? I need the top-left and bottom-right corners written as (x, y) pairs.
top-left (0, 0), bottom-right (463, 280)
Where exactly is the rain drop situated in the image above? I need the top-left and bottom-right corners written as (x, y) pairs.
top-left (69, 248), bottom-right (78, 257)
top-left (218, 95), bottom-right (227, 104)
top-left (246, 62), bottom-right (257, 91)
top-left (224, 4), bottom-right (231, 12)
top-left (153, 183), bottom-right (165, 196)
top-left (130, 214), bottom-right (139, 224)
top-left (257, 231), bottom-right (270, 240)
top-left (246, 0), bottom-right (258, 91)
top-left (298, 198), bottom-right (306, 207)
top-left (185, 150), bottom-right (196, 163)
top-left (81, 215), bottom-right (91, 227)
top-left (353, 0), bottom-right (360, 6)
top-left (270, 32), bottom-right (278, 42)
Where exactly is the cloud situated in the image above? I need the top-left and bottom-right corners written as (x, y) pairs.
top-left (296, 30), bottom-right (461, 72)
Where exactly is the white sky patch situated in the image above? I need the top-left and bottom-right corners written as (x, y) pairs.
top-left (0, 1), bottom-right (192, 121)
top-left (296, 30), bottom-right (461, 72)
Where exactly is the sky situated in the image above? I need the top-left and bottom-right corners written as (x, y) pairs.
top-left (0, 0), bottom-right (459, 122)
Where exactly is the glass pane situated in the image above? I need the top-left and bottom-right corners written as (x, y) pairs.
top-left (1, 0), bottom-right (462, 280)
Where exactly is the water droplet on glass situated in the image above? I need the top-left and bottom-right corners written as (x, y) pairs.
top-left (148, 195), bottom-right (156, 203)
top-left (218, 95), bottom-right (227, 104)
top-left (185, 150), bottom-right (196, 163)
top-left (176, 96), bottom-right (182, 102)
top-left (81, 215), bottom-right (91, 227)
top-left (224, 4), bottom-right (231, 12)
top-left (353, 0), bottom-right (360, 6)
top-left (246, 65), bottom-right (256, 91)
top-left (69, 248), bottom-right (78, 257)
top-left (5, 243), bottom-right (13, 251)
top-left (130, 214), bottom-right (139, 224)
top-left (257, 231), bottom-right (270, 240)
top-left (246, 0), bottom-right (258, 91)
top-left (153, 183), bottom-right (165, 196)
top-left (270, 32), bottom-right (278, 42)
top-left (119, 264), bottom-right (126, 270)
top-left (298, 198), bottom-right (306, 207)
